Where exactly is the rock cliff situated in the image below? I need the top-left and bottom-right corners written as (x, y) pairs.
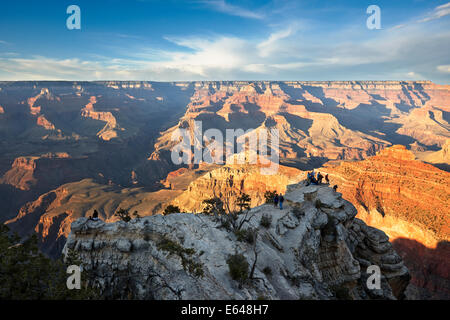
top-left (63, 182), bottom-right (410, 300)
top-left (321, 145), bottom-right (450, 299)
top-left (170, 164), bottom-right (303, 213)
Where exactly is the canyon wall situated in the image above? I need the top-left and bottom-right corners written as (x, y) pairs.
top-left (320, 145), bottom-right (449, 299)
top-left (170, 164), bottom-right (303, 213)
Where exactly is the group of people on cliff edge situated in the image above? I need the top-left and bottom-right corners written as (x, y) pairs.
top-left (306, 170), bottom-right (329, 186)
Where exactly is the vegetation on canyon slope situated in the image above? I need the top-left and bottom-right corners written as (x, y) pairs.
top-left (0, 224), bottom-right (100, 299)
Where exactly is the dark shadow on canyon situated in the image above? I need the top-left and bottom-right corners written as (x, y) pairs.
top-left (392, 238), bottom-right (450, 300)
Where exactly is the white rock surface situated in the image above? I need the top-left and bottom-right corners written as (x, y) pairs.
top-left (63, 181), bottom-right (410, 300)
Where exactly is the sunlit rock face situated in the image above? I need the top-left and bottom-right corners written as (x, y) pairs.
top-left (151, 80), bottom-right (450, 167)
top-left (321, 145), bottom-right (450, 299)
top-left (63, 182), bottom-right (409, 300)
top-left (170, 164), bottom-right (304, 213)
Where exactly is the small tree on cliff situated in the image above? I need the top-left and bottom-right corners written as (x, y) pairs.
top-left (264, 190), bottom-right (277, 204)
top-left (163, 205), bottom-right (183, 215)
top-left (236, 193), bottom-right (251, 213)
top-left (115, 208), bottom-right (140, 222)
top-left (202, 197), bottom-right (226, 216)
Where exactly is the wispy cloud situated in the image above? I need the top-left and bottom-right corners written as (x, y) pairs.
top-left (2, 23), bottom-right (448, 83)
top-left (418, 2), bottom-right (450, 22)
top-left (199, 0), bottom-right (264, 19)
top-left (437, 65), bottom-right (450, 73)
top-left (1, 3), bottom-right (449, 83)
top-left (257, 25), bottom-right (297, 57)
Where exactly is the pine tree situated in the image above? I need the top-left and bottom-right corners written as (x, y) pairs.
top-left (0, 224), bottom-right (101, 299)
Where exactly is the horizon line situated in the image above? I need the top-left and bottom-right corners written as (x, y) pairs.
top-left (0, 79), bottom-right (440, 84)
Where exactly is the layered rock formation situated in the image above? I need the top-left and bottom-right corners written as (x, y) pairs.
top-left (36, 115), bottom-right (56, 130)
top-left (416, 138), bottom-right (450, 171)
top-left (0, 81), bottom-right (195, 221)
top-left (80, 96), bottom-right (121, 140)
top-left (150, 80), bottom-right (449, 168)
top-left (63, 182), bottom-right (410, 300)
top-left (170, 164), bottom-right (303, 213)
top-left (0, 153), bottom-right (89, 192)
top-left (320, 145), bottom-right (450, 299)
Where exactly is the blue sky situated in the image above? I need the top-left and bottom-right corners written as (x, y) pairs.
top-left (0, 0), bottom-right (449, 83)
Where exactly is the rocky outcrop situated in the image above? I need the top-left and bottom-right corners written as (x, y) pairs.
top-left (0, 157), bottom-right (39, 190)
top-left (6, 178), bottom-right (183, 257)
top-left (0, 153), bottom-right (86, 191)
top-left (418, 138), bottom-right (450, 169)
top-left (27, 88), bottom-right (57, 115)
top-left (63, 182), bottom-right (410, 300)
top-left (36, 115), bottom-right (56, 130)
top-left (80, 96), bottom-right (120, 140)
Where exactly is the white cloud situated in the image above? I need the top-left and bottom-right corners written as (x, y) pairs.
top-left (0, 14), bottom-right (449, 83)
top-left (257, 26), bottom-right (296, 57)
top-left (418, 2), bottom-right (450, 22)
top-left (437, 65), bottom-right (450, 73)
top-left (199, 0), bottom-right (264, 19)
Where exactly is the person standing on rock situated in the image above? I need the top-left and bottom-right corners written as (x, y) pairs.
top-left (279, 194), bottom-right (284, 210)
top-left (325, 174), bottom-right (330, 184)
top-left (274, 194), bottom-right (279, 208)
top-left (317, 172), bottom-right (323, 184)
top-left (89, 210), bottom-right (99, 221)
top-left (306, 172), bottom-right (312, 186)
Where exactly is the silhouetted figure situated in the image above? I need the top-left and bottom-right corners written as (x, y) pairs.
top-left (279, 194), bottom-right (284, 210)
top-left (89, 209), bottom-right (99, 221)
top-left (325, 174), bottom-right (329, 184)
top-left (274, 194), bottom-right (279, 208)
top-left (317, 172), bottom-right (323, 184)
top-left (311, 171), bottom-right (318, 185)
top-left (333, 185), bottom-right (338, 192)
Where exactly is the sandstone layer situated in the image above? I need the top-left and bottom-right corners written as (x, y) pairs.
top-left (320, 145), bottom-right (450, 299)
